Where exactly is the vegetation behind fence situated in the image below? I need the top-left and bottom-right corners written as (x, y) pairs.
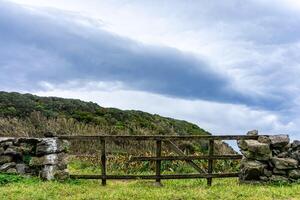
top-left (60, 134), bottom-right (258, 186)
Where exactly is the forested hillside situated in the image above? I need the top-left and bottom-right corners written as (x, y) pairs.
top-left (0, 91), bottom-right (209, 136)
top-left (0, 91), bottom-right (234, 154)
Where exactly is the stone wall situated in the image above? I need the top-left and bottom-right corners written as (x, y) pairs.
top-left (0, 137), bottom-right (69, 180)
top-left (238, 130), bottom-right (300, 183)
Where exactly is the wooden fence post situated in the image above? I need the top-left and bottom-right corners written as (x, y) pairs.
top-left (101, 139), bottom-right (107, 186)
top-left (207, 139), bottom-right (214, 186)
top-left (155, 140), bottom-right (162, 186)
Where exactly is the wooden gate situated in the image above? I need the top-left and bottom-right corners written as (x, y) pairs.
top-left (58, 135), bottom-right (258, 186)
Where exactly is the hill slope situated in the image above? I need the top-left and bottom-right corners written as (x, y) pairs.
top-left (0, 91), bottom-right (210, 136)
top-left (0, 91), bottom-right (234, 154)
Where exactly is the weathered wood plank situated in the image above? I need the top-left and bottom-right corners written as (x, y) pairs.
top-left (156, 140), bottom-right (162, 185)
top-left (129, 154), bottom-right (242, 161)
top-left (164, 140), bottom-right (206, 173)
top-left (207, 139), bottom-right (214, 186)
top-left (70, 173), bottom-right (240, 180)
top-left (58, 135), bottom-right (259, 141)
top-left (101, 139), bottom-right (106, 186)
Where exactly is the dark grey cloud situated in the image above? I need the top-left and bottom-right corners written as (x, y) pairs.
top-left (0, 1), bottom-right (285, 109)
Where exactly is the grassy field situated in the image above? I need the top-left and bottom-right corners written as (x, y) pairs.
top-left (1, 159), bottom-right (300, 200)
top-left (1, 175), bottom-right (300, 200)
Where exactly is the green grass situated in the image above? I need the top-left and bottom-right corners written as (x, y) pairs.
top-left (1, 159), bottom-right (298, 200)
top-left (1, 174), bottom-right (300, 200)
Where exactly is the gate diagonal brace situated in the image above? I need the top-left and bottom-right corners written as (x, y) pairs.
top-left (164, 140), bottom-right (206, 173)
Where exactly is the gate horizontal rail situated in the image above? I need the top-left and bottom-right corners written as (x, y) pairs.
top-left (70, 173), bottom-right (240, 180)
top-left (59, 134), bottom-right (258, 186)
top-left (129, 154), bottom-right (243, 161)
top-left (58, 134), bottom-right (259, 140)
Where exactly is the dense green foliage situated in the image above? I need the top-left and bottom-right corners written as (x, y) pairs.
top-left (0, 174), bottom-right (24, 186)
top-left (0, 91), bottom-right (209, 136)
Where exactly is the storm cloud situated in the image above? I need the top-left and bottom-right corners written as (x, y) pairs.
top-left (0, 1), bottom-right (285, 109)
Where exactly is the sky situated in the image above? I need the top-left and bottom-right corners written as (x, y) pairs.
top-left (1, 0), bottom-right (300, 139)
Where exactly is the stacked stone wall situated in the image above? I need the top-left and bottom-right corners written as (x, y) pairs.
top-left (0, 137), bottom-right (69, 180)
top-left (239, 130), bottom-right (300, 183)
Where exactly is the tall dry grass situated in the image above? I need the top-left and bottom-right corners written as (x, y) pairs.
top-left (0, 113), bottom-right (239, 172)
top-left (0, 111), bottom-right (235, 156)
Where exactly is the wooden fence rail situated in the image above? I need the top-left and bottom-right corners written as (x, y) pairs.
top-left (58, 134), bottom-right (259, 186)
top-left (58, 135), bottom-right (258, 140)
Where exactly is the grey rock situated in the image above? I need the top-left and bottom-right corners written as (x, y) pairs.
top-left (287, 148), bottom-right (293, 155)
top-left (240, 160), bottom-right (266, 180)
top-left (4, 146), bottom-right (22, 156)
top-left (40, 165), bottom-right (55, 180)
top-left (270, 175), bottom-right (289, 183)
top-left (259, 176), bottom-right (269, 182)
top-left (258, 136), bottom-right (271, 144)
top-left (0, 137), bottom-right (15, 143)
top-left (239, 140), bottom-right (271, 161)
top-left (277, 152), bottom-right (289, 158)
top-left (282, 145), bottom-right (290, 152)
top-left (36, 138), bottom-right (69, 155)
top-left (241, 150), bottom-right (271, 161)
top-left (263, 168), bottom-right (273, 177)
top-left (0, 147), bottom-right (4, 155)
top-left (269, 135), bottom-right (289, 148)
top-left (291, 140), bottom-right (300, 150)
top-left (272, 157), bottom-right (298, 169)
top-left (286, 143), bottom-right (292, 149)
top-left (36, 138), bottom-right (58, 155)
top-left (241, 150), bottom-right (252, 158)
top-left (247, 130), bottom-right (258, 136)
top-left (16, 164), bottom-right (27, 174)
top-left (273, 168), bottom-right (286, 175)
top-left (0, 155), bottom-right (13, 164)
top-left (0, 162), bottom-right (16, 172)
top-left (237, 140), bottom-right (248, 150)
top-left (0, 141), bottom-right (13, 148)
top-left (40, 165), bottom-right (69, 181)
top-left (256, 154), bottom-right (271, 161)
top-left (6, 168), bottom-right (17, 173)
top-left (268, 160), bottom-right (274, 168)
top-left (246, 140), bottom-right (271, 154)
top-left (288, 169), bottom-right (300, 179)
top-left (238, 135), bottom-right (265, 151)
top-left (290, 150), bottom-right (300, 161)
top-left (272, 149), bottom-right (281, 156)
top-left (30, 153), bottom-right (67, 166)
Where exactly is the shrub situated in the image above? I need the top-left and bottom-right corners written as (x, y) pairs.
top-left (0, 174), bottom-right (23, 186)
